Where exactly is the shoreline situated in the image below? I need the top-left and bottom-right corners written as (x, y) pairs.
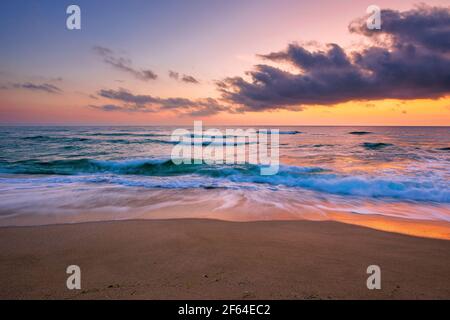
top-left (2, 206), bottom-right (450, 240)
top-left (1, 218), bottom-right (449, 299)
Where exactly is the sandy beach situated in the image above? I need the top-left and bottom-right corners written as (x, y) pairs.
top-left (1, 218), bottom-right (449, 300)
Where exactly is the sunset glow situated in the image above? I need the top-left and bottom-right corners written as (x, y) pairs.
top-left (1, 0), bottom-right (449, 125)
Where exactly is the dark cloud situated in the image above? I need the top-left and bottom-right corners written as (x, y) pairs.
top-left (93, 46), bottom-right (157, 81)
top-left (260, 43), bottom-right (352, 71)
top-left (181, 75), bottom-right (200, 84)
top-left (89, 103), bottom-right (153, 113)
top-left (169, 70), bottom-right (200, 84)
top-left (219, 5), bottom-right (450, 112)
top-left (168, 70), bottom-right (179, 80)
top-left (95, 88), bottom-right (229, 116)
top-left (89, 104), bottom-right (124, 112)
top-left (7, 82), bottom-right (63, 94)
top-left (98, 88), bottom-right (158, 105)
top-left (349, 4), bottom-right (450, 52)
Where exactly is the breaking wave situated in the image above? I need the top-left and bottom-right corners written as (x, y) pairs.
top-left (0, 158), bottom-right (448, 203)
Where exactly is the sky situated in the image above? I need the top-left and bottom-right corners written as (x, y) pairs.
top-left (0, 0), bottom-right (449, 125)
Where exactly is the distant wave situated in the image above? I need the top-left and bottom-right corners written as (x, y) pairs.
top-left (261, 130), bottom-right (302, 135)
top-left (313, 144), bottom-right (334, 148)
top-left (102, 138), bottom-right (175, 145)
top-left (85, 132), bottom-right (168, 137)
top-left (349, 131), bottom-right (372, 135)
top-left (18, 136), bottom-right (175, 146)
top-left (0, 158), bottom-right (448, 202)
top-left (22, 136), bottom-right (91, 143)
top-left (362, 142), bottom-right (393, 150)
top-left (186, 133), bottom-right (245, 139)
top-left (178, 138), bottom-right (257, 146)
top-left (21, 134), bottom-right (173, 144)
top-left (18, 131), bottom-right (298, 146)
top-left (18, 135), bottom-right (256, 146)
top-left (297, 144), bottom-right (335, 148)
top-left (279, 130), bottom-right (302, 135)
top-left (22, 135), bottom-right (49, 140)
top-left (187, 130), bottom-right (301, 138)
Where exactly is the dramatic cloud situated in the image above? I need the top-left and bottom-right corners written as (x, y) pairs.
top-left (93, 46), bottom-right (157, 81)
top-left (349, 4), bottom-right (450, 52)
top-left (92, 88), bottom-right (229, 116)
top-left (168, 70), bottom-right (200, 84)
top-left (2, 82), bottom-right (63, 94)
top-left (218, 5), bottom-right (450, 112)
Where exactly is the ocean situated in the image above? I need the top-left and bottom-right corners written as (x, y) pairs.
top-left (0, 126), bottom-right (449, 230)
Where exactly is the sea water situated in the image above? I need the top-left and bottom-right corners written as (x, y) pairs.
top-left (0, 126), bottom-right (449, 235)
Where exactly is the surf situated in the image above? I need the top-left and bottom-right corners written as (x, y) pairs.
top-left (0, 158), bottom-right (448, 203)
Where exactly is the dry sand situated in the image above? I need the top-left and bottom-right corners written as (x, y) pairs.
top-left (0, 219), bottom-right (449, 299)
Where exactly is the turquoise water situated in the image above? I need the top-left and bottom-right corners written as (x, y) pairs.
top-left (0, 126), bottom-right (449, 226)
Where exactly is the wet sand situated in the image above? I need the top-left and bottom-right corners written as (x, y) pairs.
top-left (0, 218), bottom-right (449, 299)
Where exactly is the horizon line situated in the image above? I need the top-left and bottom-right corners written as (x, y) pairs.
top-left (0, 124), bottom-right (449, 128)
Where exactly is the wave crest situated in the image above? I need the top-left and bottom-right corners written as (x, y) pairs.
top-left (0, 158), bottom-right (448, 202)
